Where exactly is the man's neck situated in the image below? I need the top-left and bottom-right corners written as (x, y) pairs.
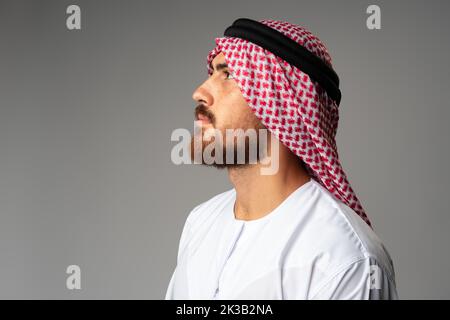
top-left (228, 148), bottom-right (311, 221)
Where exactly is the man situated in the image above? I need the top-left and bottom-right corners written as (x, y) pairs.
top-left (165, 18), bottom-right (398, 299)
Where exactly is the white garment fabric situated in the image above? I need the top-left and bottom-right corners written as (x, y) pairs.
top-left (165, 178), bottom-right (398, 299)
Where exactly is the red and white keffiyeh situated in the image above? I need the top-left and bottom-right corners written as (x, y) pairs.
top-left (206, 19), bottom-right (372, 227)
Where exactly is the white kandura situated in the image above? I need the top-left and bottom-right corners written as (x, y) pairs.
top-left (165, 178), bottom-right (398, 300)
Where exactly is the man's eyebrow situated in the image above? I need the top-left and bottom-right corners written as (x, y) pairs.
top-left (210, 62), bottom-right (229, 72)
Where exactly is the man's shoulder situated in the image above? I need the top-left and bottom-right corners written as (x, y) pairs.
top-left (304, 180), bottom-right (396, 281)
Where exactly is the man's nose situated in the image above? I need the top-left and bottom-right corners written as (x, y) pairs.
top-left (192, 83), bottom-right (213, 107)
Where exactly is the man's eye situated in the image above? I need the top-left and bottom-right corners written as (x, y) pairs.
top-left (224, 71), bottom-right (234, 80)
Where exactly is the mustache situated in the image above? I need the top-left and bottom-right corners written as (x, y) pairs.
top-left (194, 104), bottom-right (216, 125)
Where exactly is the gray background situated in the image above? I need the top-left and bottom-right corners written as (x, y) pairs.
top-left (0, 0), bottom-right (449, 299)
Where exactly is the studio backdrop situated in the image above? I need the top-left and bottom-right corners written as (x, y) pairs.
top-left (0, 0), bottom-right (449, 299)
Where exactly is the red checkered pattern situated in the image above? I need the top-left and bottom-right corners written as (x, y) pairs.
top-left (206, 19), bottom-right (372, 227)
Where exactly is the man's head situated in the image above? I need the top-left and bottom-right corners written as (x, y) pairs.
top-left (190, 52), bottom-right (267, 168)
top-left (186, 18), bottom-right (372, 226)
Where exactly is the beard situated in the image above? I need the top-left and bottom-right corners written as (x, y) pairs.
top-left (191, 103), bottom-right (269, 168)
top-left (189, 123), bottom-right (269, 169)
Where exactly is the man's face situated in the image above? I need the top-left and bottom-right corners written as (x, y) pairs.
top-left (190, 52), bottom-right (266, 167)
